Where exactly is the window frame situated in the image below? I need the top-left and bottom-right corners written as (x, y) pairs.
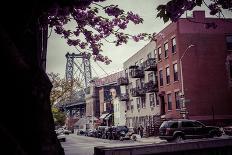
top-left (164, 42), bottom-right (168, 58)
top-left (159, 70), bottom-right (163, 86)
top-left (167, 93), bottom-right (172, 110)
top-left (149, 93), bottom-right (155, 107)
top-left (166, 67), bottom-right (170, 84)
top-left (158, 47), bottom-right (162, 61)
top-left (175, 91), bottom-right (180, 109)
top-left (172, 37), bottom-right (176, 53)
top-left (173, 63), bottom-right (178, 81)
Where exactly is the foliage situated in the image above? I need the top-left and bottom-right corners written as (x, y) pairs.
top-left (41, 0), bottom-right (231, 64)
top-left (48, 72), bottom-right (81, 105)
top-left (41, 0), bottom-right (155, 64)
top-left (156, 0), bottom-right (232, 23)
top-left (52, 107), bottom-right (66, 126)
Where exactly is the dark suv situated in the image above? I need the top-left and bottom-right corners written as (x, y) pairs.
top-left (159, 119), bottom-right (222, 142)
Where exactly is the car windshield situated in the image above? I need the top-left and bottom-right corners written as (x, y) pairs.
top-left (160, 121), bottom-right (177, 128)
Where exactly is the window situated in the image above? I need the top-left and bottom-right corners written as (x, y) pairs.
top-left (193, 121), bottom-right (205, 128)
top-left (172, 37), bottom-right (176, 53)
top-left (167, 93), bottom-right (172, 110)
top-left (125, 69), bottom-right (128, 78)
top-left (155, 93), bottom-right (159, 106)
top-left (140, 58), bottom-right (143, 67)
top-left (149, 93), bottom-right (155, 107)
top-left (154, 49), bottom-right (158, 60)
top-left (166, 67), bottom-right (170, 84)
top-left (141, 78), bottom-right (145, 88)
top-left (159, 70), bottom-right (163, 86)
top-left (169, 122), bottom-right (178, 128)
top-left (147, 52), bottom-right (152, 59)
top-left (173, 63), bottom-right (178, 81)
top-left (158, 47), bottom-right (162, 61)
top-left (226, 35), bottom-right (232, 50)
top-left (129, 83), bottom-right (133, 94)
top-left (148, 72), bottom-right (154, 81)
top-left (141, 97), bottom-right (146, 108)
top-left (136, 98), bottom-right (140, 109)
top-left (230, 60), bottom-right (232, 79)
top-left (175, 91), bottom-right (180, 109)
top-left (126, 102), bottom-right (130, 110)
top-left (164, 42), bottom-right (168, 57)
top-left (136, 79), bottom-right (140, 88)
top-left (182, 121), bottom-right (195, 127)
top-left (131, 105), bottom-right (134, 112)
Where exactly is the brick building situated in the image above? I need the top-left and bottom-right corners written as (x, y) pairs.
top-left (155, 11), bottom-right (232, 125)
top-left (119, 11), bottom-right (232, 135)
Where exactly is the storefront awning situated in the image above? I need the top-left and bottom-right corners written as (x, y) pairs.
top-left (100, 113), bottom-right (109, 119)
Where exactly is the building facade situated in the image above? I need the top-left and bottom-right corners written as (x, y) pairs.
top-left (118, 11), bottom-right (232, 136)
top-left (121, 41), bottom-right (160, 136)
top-left (155, 11), bottom-right (232, 125)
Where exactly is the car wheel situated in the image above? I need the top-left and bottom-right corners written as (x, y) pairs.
top-left (209, 131), bottom-right (217, 138)
top-left (174, 135), bottom-right (183, 143)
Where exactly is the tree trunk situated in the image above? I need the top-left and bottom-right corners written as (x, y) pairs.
top-left (0, 1), bottom-right (64, 155)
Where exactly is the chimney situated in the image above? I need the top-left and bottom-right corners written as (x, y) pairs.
top-left (193, 11), bottom-right (205, 21)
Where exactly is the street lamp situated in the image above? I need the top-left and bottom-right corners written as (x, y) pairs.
top-left (179, 44), bottom-right (195, 119)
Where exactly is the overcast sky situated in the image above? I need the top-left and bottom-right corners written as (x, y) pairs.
top-left (46, 0), bottom-right (231, 78)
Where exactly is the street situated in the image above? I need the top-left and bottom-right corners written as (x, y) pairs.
top-left (61, 134), bottom-right (149, 155)
top-left (61, 133), bottom-right (231, 155)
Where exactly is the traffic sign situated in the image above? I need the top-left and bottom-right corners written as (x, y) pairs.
top-left (180, 111), bottom-right (188, 114)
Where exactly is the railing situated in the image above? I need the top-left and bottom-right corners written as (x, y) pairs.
top-left (117, 77), bottom-right (129, 85)
top-left (131, 87), bottom-right (146, 97)
top-left (119, 93), bottom-right (129, 101)
top-left (129, 66), bottom-right (144, 78)
top-left (143, 58), bottom-right (157, 71)
top-left (144, 80), bottom-right (158, 93)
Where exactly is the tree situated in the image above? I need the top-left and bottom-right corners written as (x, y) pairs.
top-left (48, 72), bottom-right (81, 105)
top-left (157, 0), bottom-right (232, 27)
top-left (52, 107), bottom-right (66, 126)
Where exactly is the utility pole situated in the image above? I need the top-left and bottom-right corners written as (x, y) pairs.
top-left (179, 44), bottom-right (195, 119)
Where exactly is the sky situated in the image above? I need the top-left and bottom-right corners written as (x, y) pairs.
top-left (46, 0), bottom-right (170, 78)
top-left (46, 0), bottom-right (232, 79)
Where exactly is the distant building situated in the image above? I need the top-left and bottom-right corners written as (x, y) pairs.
top-left (85, 71), bottom-right (124, 126)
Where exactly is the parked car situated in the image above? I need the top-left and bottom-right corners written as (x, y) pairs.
top-left (96, 126), bottom-right (108, 138)
top-left (112, 126), bottom-right (129, 140)
top-left (57, 132), bottom-right (66, 142)
top-left (159, 119), bottom-right (222, 142)
top-left (223, 126), bottom-right (232, 136)
top-left (120, 127), bottom-right (135, 141)
top-left (85, 129), bottom-right (97, 137)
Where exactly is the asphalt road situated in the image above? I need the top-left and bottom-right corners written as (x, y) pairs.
top-left (61, 134), bottom-right (231, 155)
top-left (61, 134), bottom-right (142, 155)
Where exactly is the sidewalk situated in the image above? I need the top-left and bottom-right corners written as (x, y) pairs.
top-left (136, 136), bottom-right (166, 144)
